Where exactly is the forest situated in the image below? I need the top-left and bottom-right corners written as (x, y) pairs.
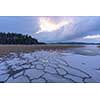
top-left (0, 32), bottom-right (45, 44)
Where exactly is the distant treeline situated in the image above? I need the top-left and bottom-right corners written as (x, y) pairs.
top-left (52, 42), bottom-right (100, 45)
top-left (0, 32), bottom-right (45, 44)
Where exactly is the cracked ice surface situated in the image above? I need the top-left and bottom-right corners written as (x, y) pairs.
top-left (0, 50), bottom-right (100, 83)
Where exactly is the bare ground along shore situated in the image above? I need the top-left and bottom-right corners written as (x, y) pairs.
top-left (0, 45), bottom-right (84, 56)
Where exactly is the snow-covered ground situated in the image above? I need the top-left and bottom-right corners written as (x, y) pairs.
top-left (0, 46), bottom-right (100, 83)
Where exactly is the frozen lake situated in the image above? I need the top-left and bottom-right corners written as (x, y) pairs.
top-left (0, 45), bottom-right (100, 83)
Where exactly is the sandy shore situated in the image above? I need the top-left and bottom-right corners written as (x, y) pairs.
top-left (0, 45), bottom-right (84, 56)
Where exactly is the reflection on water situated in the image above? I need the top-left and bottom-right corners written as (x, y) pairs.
top-left (63, 45), bottom-right (100, 56)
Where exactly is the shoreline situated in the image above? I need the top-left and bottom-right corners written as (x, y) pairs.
top-left (0, 45), bottom-right (84, 57)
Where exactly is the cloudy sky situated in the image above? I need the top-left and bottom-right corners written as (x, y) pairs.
top-left (0, 16), bottom-right (100, 43)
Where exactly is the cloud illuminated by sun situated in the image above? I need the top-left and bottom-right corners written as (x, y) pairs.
top-left (83, 34), bottom-right (100, 39)
top-left (36, 17), bottom-right (70, 34)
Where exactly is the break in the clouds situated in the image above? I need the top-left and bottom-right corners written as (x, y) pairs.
top-left (0, 16), bottom-right (100, 43)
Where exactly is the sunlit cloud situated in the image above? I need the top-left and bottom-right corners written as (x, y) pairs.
top-left (35, 17), bottom-right (71, 34)
top-left (83, 34), bottom-right (100, 39)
